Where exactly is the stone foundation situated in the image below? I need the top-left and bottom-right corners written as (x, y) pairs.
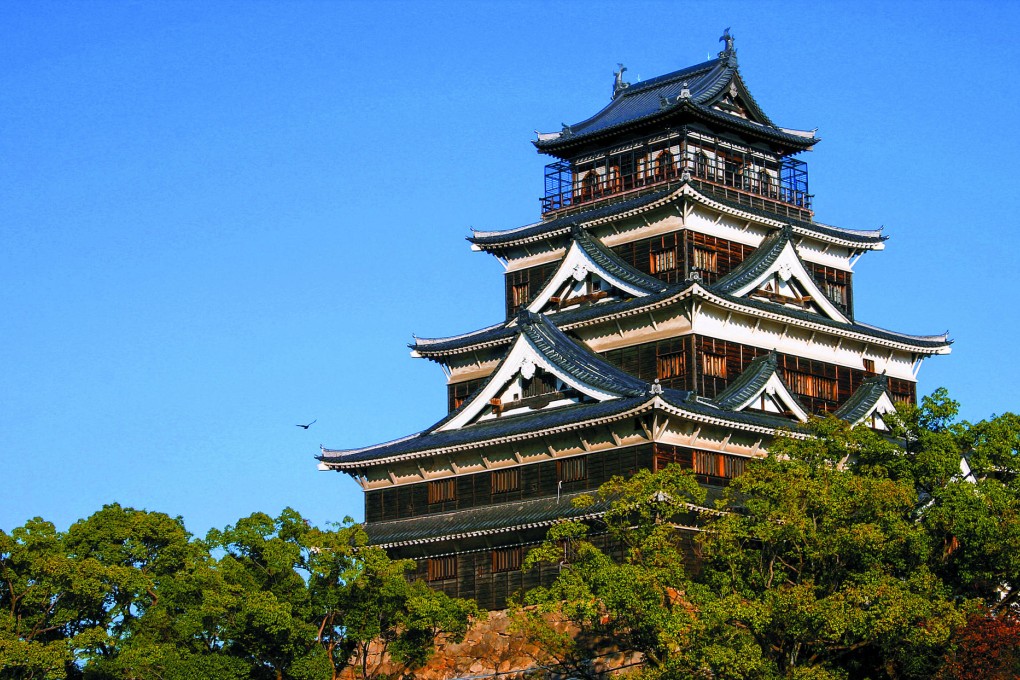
top-left (338, 609), bottom-right (642, 679)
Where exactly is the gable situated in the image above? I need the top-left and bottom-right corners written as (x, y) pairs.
top-left (726, 239), bottom-right (850, 323)
top-left (705, 74), bottom-right (774, 127)
top-left (854, 391), bottom-right (897, 431)
top-left (726, 371), bottom-right (809, 423)
top-left (527, 232), bottom-right (664, 315)
top-left (436, 315), bottom-right (649, 432)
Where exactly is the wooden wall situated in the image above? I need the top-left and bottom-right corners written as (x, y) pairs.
top-left (365, 446), bottom-right (656, 523)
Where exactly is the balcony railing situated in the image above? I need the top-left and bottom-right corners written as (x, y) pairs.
top-left (542, 147), bottom-right (812, 220)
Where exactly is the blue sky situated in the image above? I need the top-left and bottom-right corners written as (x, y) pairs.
top-left (3, 1), bottom-right (1018, 536)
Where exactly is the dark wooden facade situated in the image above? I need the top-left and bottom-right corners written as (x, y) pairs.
top-left (503, 227), bottom-right (854, 320)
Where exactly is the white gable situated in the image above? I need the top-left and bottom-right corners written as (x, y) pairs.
top-left (729, 240), bottom-right (850, 324)
top-left (730, 372), bottom-right (809, 423)
top-left (527, 238), bottom-right (651, 315)
top-left (437, 332), bottom-right (619, 432)
top-left (851, 391), bottom-right (897, 432)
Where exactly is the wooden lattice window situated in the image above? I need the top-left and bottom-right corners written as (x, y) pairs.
top-left (649, 248), bottom-right (677, 274)
top-left (653, 150), bottom-right (674, 181)
top-left (825, 281), bottom-right (847, 306)
top-left (693, 247), bottom-right (718, 273)
top-left (580, 170), bottom-right (600, 201)
top-left (557, 457), bottom-right (587, 483)
top-left (427, 555), bottom-right (457, 581)
top-left (701, 353), bottom-right (727, 378)
top-left (492, 546), bottom-right (522, 573)
top-left (693, 451), bottom-right (746, 479)
top-left (784, 371), bottom-right (837, 401)
top-left (511, 283), bottom-right (530, 308)
top-left (863, 358), bottom-right (876, 373)
top-left (657, 352), bottom-right (686, 379)
top-left (522, 371), bottom-right (557, 399)
top-left (428, 479), bottom-right (456, 504)
top-left (490, 468), bottom-right (520, 494)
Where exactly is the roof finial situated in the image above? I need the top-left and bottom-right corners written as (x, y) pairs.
top-left (719, 27), bottom-right (734, 54)
top-left (613, 63), bottom-right (630, 99)
top-left (679, 80), bottom-right (691, 99)
top-left (649, 379), bottom-right (664, 396)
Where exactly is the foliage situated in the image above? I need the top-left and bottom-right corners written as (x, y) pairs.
top-left (520, 393), bottom-right (1020, 680)
top-left (0, 507), bottom-right (478, 680)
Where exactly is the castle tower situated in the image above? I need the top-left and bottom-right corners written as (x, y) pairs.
top-left (317, 34), bottom-right (951, 611)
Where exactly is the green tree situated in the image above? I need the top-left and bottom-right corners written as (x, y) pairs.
top-left (518, 397), bottom-right (1020, 679)
top-left (305, 520), bottom-right (479, 679)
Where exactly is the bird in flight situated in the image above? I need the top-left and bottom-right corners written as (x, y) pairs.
top-left (296, 419), bottom-right (317, 429)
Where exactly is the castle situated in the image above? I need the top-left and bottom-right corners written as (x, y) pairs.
top-left (317, 32), bottom-right (950, 611)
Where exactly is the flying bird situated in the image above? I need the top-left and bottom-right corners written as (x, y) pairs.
top-left (296, 419), bottom-right (317, 429)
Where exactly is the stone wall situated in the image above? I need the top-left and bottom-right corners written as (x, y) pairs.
top-left (338, 609), bottom-right (642, 679)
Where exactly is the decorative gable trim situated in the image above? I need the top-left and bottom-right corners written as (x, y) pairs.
top-left (527, 229), bottom-right (666, 315)
top-left (714, 230), bottom-right (850, 324)
top-left (713, 352), bottom-right (810, 422)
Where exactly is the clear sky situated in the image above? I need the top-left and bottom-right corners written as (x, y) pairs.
top-left (3, 1), bottom-right (1018, 537)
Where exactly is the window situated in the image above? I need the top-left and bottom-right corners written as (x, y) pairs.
top-left (428, 479), bottom-right (456, 504)
top-left (521, 371), bottom-right (557, 399)
top-left (579, 170), bottom-right (600, 201)
top-left (557, 457), bottom-right (587, 483)
top-left (692, 247), bottom-right (718, 273)
top-left (694, 151), bottom-right (709, 178)
top-left (784, 371), bottom-right (837, 401)
top-left (863, 358), bottom-right (876, 373)
top-left (657, 352), bottom-right (686, 379)
top-left (492, 547), bottom-right (522, 573)
top-left (427, 556), bottom-right (457, 581)
top-left (825, 281), bottom-right (847, 306)
top-left (891, 392), bottom-right (914, 405)
top-left (511, 283), bottom-right (530, 309)
top-left (701, 353), bottom-right (727, 378)
top-left (693, 451), bottom-right (745, 479)
top-left (490, 468), bottom-right (520, 494)
top-left (606, 165), bottom-right (622, 193)
top-left (649, 248), bottom-right (677, 274)
top-left (653, 150), bottom-right (674, 181)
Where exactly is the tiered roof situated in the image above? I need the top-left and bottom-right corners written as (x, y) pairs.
top-left (534, 35), bottom-right (817, 157)
top-left (468, 182), bottom-right (887, 255)
top-left (420, 227), bottom-right (949, 362)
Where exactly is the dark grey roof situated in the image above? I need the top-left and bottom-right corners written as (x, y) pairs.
top-left (712, 227), bottom-right (791, 295)
top-left (574, 226), bottom-right (669, 294)
top-left (715, 352), bottom-right (793, 413)
top-left (468, 186), bottom-right (673, 250)
top-left (534, 53), bottom-right (816, 155)
top-left (468, 182), bottom-right (884, 255)
top-left (659, 388), bottom-right (806, 432)
top-left (412, 285), bottom-right (688, 357)
top-left (325, 312), bottom-right (668, 464)
top-left (693, 183), bottom-right (887, 245)
top-left (320, 395), bottom-right (651, 464)
top-left (365, 491), bottom-right (616, 547)
top-left (709, 289), bottom-right (951, 349)
top-left (519, 311), bottom-right (650, 397)
top-left (833, 374), bottom-right (890, 423)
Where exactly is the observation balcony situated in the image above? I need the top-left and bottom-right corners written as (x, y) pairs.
top-left (541, 131), bottom-right (812, 222)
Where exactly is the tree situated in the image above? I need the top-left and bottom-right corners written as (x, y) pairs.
top-left (519, 396), bottom-right (1020, 679)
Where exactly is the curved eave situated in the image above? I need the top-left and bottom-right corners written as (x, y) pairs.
top-left (319, 396), bottom-right (653, 468)
top-left (318, 390), bottom-right (815, 472)
top-left (534, 99), bottom-right (817, 157)
top-left (696, 286), bottom-right (953, 354)
top-left (469, 182), bottom-right (885, 255)
top-left (468, 186), bottom-right (676, 252)
top-left (413, 286), bottom-right (688, 361)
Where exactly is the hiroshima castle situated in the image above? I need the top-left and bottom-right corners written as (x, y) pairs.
top-left (317, 32), bottom-right (951, 611)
